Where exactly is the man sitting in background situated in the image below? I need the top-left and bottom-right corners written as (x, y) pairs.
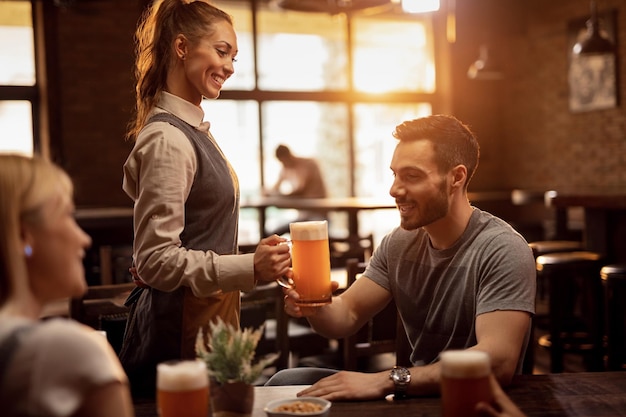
top-left (265, 144), bottom-right (327, 236)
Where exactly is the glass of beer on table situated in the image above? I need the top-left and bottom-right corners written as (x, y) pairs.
top-left (286, 220), bottom-right (332, 307)
top-left (440, 350), bottom-right (493, 417)
top-left (157, 360), bottom-right (209, 417)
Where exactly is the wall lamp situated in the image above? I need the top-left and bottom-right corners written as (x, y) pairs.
top-left (467, 44), bottom-right (503, 81)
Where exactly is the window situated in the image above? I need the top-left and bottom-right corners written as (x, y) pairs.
top-left (209, 0), bottom-right (438, 242)
top-left (256, 9), bottom-right (348, 91)
top-left (0, 1), bottom-right (36, 156)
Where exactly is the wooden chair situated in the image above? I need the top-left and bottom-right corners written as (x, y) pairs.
top-left (69, 282), bottom-right (135, 354)
top-left (97, 244), bottom-right (133, 285)
top-left (241, 282), bottom-right (289, 368)
top-left (241, 282), bottom-right (332, 371)
top-left (342, 258), bottom-right (411, 371)
top-left (329, 233), bottom-right (374, 269)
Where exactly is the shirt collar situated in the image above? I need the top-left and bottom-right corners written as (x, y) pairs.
top-left (156, 91), bottom-right (211, 132)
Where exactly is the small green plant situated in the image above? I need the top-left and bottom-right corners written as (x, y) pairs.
top-left (196, 317), bottom-right (278, 385)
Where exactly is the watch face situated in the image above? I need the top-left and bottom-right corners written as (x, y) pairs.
top-left (391, 366), bottom-right (411, 383)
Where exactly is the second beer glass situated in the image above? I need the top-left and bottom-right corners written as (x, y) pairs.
top-left (440, 350), bottom-right (493, 417)
top-left (157, 360), bottom-right (209, 417)
top-left (289, 220), bottom-right (332, 307)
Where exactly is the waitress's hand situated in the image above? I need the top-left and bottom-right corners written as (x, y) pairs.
top-left (253, 235), bottom-right (292, 283)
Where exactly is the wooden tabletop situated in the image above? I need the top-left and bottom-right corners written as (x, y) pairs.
top-left (134, 371), bottom-right (626, 417)
top-left (547, 190), bottom-right (626, 209)
top-left (241, 196), bottom-right (397, 212)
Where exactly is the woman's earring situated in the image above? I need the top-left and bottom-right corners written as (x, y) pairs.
top-left (24, 244), bottom-right (33, 258)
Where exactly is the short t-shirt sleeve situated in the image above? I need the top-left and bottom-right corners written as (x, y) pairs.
top-left (11, 319), bottom-right (128, 416)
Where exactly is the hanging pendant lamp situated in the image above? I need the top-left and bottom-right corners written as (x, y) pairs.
top-left (572, 0), bottom-right (614, 55)
top-left (275, 0), bottom-right (392, 15)
top-left (467, 45), bottom-right (503, 81)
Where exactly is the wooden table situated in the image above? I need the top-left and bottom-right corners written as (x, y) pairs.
top-left (133, 371), bottom-right (626, 417)
top-left (548, 190), bottom-right (626, 263)
top-left (242, 196), bottom-right (397, 238)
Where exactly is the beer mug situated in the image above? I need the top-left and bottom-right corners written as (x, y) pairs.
top-left (278, 220), bottom-right (332, 307)
top-left (157, 360), bottom-right (209, 417)
top-left (440, 350), bottom-right (493, 417)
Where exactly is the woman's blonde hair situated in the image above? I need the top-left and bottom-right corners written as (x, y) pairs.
top-left (0, 154), bottom-right (72, 306)
top-left (126, 0), bottom-right (233, 141)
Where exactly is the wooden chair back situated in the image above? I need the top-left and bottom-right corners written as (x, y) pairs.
top-left (69, 282), bottom-right (135, 353)
top-left (342, 258), bottom-right (411, 370)
top-left (241, 282), bottom-right (332, 371)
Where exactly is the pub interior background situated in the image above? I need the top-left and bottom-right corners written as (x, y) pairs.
top-left (1, 0), bottom-right (625, 374)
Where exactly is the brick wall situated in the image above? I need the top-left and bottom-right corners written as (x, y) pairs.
top-left (45, 0), bottom-right (143, 206)
top-left (491, 0), bottom-right (625, 191)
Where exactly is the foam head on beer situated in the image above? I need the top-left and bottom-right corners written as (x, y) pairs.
top-left (157, 360), bottom-right (209, 417)
top-left (157, 360), bottom-right (208, 392)
top-left (440, 350), bottom-right (493, 417)
top-left (440, 350), bottom-right (491, 378)
top-left (289, 220), bottom-right (328, 240)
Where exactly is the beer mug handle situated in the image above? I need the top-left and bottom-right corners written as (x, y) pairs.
top-left (276, 240), bottom-right (295, 289)
top-left (276, 275), bottom-right (295, 289)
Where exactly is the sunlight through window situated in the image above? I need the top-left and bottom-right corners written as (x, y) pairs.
top-left (0, 1), bottom-right (35, 155)
top-left (257, 8), bottom-right (348, 91)
top-left (352, 16), bottom-right (435, 93)
top-left (401, 0), bottom-right (440, 14)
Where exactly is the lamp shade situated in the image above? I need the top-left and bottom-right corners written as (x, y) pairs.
top-left (573, 1), bottom-right (614, 55)
top-left (276, 0), bottom-right (392, 14)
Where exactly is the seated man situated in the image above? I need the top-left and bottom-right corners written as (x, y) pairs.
top-left (277, 114), bottom-right (536, 401)
top-left (264, 144), bottom-right (327, 236)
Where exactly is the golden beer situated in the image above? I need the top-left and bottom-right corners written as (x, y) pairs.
top-left (290, 220), bottom-right (332, 307)
top-left (440, 350), bottom-right (493, 417)
top-left (157, 360), bottom-right (209, 417)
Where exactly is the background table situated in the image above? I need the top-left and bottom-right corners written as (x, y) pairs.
top-left (242, 196), bottom-right (396, 238)
top-left (548, 190), bottom-right (626, 263)
top-left (134, 371), bottom-right (626, 417)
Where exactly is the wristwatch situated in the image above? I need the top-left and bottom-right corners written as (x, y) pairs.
top-left (389, 366), bottom-right (411, 399)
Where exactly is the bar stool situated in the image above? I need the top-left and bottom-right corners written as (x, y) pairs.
top-left (535, 251), bottom-right (604, 373)
top-left (600, 264), bottom-right (626, 371)
top-left (528, 240), bottom-right (584, 258)
top-left (528, 240), bottom-right (583, 299)
top-left (524, 240), bottom-right (583, 374)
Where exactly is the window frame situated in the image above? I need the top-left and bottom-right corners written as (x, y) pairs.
top-left (214, 0), bottom-right (446, 196)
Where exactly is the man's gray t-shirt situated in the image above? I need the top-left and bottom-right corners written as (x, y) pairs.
top-left (365, 208), bottom-right (536, 369)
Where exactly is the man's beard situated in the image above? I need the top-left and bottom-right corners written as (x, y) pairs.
top-left (400, 179), bottom-right (449, 230)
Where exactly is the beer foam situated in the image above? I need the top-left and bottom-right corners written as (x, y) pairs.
top-left (440, 350), bottom-right (491, 378)
top-left (289, 220), bottom-right (328, 240)
top-left (157, 360), bottom-right (208, 391)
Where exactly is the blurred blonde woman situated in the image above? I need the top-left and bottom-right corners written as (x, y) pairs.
top-left (0, 154), bottom-right (134, 417)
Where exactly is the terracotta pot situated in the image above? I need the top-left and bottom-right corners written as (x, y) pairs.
top-left (209, 379), bottom-right (254, 417)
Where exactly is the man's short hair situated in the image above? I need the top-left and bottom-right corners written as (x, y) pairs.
top-left (393, 114), bottom-right (480, 187)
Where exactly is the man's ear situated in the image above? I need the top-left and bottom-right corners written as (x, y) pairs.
top-left (450, 165), bottom-right (467, 191)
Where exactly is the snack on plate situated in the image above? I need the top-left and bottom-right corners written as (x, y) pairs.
top-left (274, 400), bottom-right (324, 413)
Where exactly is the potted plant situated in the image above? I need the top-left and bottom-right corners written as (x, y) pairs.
top-left (196, 317), bottom-right (278, 417)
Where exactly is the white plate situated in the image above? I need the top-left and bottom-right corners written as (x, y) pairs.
top-left (264, 397), bottom-right (331, 417)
